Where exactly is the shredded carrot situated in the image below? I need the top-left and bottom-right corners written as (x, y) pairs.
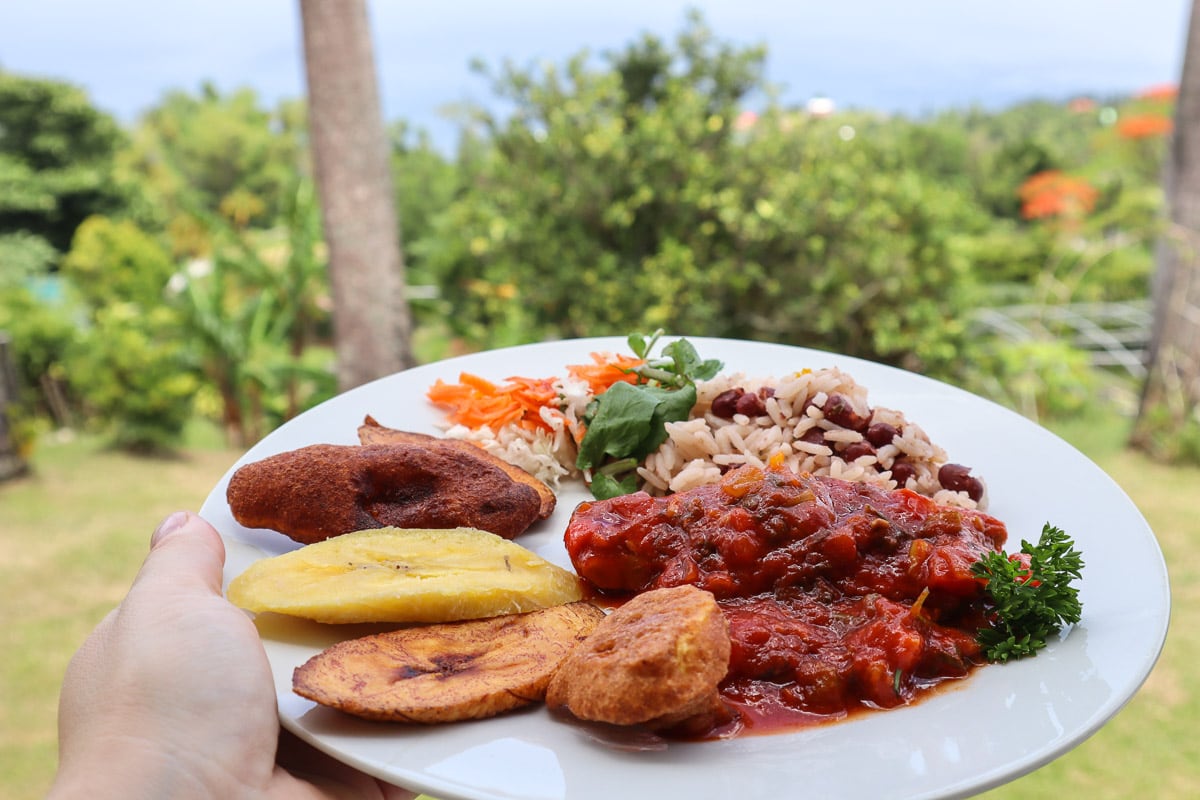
top-left (428, 372), bottom-right (561, 433)
top-left (428, 353), bottom-right (645, 435)
top-left (566, 353), bottom-right (644, 395)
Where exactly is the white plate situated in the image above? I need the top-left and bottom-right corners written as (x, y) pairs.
top-left (200, 337), bottom-right (1171, 800)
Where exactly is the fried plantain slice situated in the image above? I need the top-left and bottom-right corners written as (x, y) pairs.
top-left (226, 527), bottom-right (584, 624)
top-left (358, 416), bottom-right (556, 519)
top-left (226, 440), bottom-right (543, 544)
top-left (545, 585), bottom-right (732, 729)
top-left (293, 601), bottom-right (605, 723)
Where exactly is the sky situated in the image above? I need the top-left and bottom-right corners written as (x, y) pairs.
top-left (0, 1), bottom-right (1191, 150)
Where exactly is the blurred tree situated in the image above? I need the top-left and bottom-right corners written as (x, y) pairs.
top-left (114, 86), bottom-right (338, 444)
top-left (389, 121), bottom-right (458, 280)
top-left (423, 13), bottom-right (768, 345)
top-left (299, 0), bottom-right (413, 389)
top-left (53, 214), bottom-right (202, 450)
top-left (421, 12), bottom-right (982, 378)
top-left (117, 87), bottom-right (306, 240)
top-left (1134, 0), bottom-right (1200, 462)
top-left (0, 72), bottom-right (140, 454)
top-left (64, 303), bottom-right (199, 452)
top-left (60, 216), bottom-right (176, 310)
top-left (0, 71), bottom-right (129, 257)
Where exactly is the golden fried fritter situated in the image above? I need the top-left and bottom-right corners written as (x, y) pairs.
top-left (358, 416), bottom-right (556, 519)
top-left (226, 441), bottom-right (543, 544)
top-left (545, 585), bottom-right (732, 730)
top-left (293, 601), bottom-right (605, 723)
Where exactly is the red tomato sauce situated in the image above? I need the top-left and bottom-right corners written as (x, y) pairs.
top-left (563, 464), bottom-right (1007, 737)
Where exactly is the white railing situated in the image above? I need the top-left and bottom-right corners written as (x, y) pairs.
top-left (972, 301), bottom-right (1153, 378)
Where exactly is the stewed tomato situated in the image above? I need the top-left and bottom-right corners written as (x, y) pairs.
top-left (563, 464), bottom-right (1007, 735)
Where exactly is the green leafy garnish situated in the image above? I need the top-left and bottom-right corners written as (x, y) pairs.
top-left (625, 331), bottom-right (723, 387)
top-left (576, 330), bottom-right (723, 500)
top-left (971, 523), bottom-right (1084, 663)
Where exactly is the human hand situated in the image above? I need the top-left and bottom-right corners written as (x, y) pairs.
top-left (50, 511), bottom-right (417, 799)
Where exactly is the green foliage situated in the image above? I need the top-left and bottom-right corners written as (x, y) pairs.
top-left (390, 122), bottom-right (458, 275)
top-left (421, 21), bottom-right (986, 380)
top-left (416, 13), bottom-right (772, 349)
top-left (0, 71), bottom-right (130, 253)
top-left (114, 86), bottom-right (337, 446)
top-left (168, 178), bottom-right (336, 446)
top-left (64, 303), bottom-right (199, 451)
top-left (965, 337), bottom-right (1098, 422)
top-left (0, 231), bottom-right (59, 280)
top-left (1131, 403), bottom-right (1200, 465)
top-left (46, 215), bottom-right (203, 450)
top-left (118, 86), bottom-right (307, 235)
top-left (722, 117), bottom-right (987, 377)
top-left (60, 216), bottom-right (177, 310)
top-left (0, 285), bottom-right (79, 426)
top-left (0, 14), bottom-right (1177, 448)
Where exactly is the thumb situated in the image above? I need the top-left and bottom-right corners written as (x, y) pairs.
top-left (132, 511), bottom-right (228, 598)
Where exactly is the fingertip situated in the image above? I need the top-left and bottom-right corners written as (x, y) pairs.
top-left (150, 511), bottom-right (224, 551)
top-left (139, 511), bottom-right (227, 593)
top-left (150, 510), bottom-right (191, 548)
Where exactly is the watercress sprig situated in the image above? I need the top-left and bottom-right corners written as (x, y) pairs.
top-left (576, 331), bottom-right (722, 500)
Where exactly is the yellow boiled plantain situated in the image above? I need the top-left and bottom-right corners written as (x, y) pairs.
top-left (225, 527), bottom-right (583, 624)
top-left (293, 601), bottom-right (605, 722)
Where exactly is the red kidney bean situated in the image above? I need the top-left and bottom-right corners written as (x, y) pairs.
top-left (735, 391), bottom-right (766, 417)
top-left (890, 459), bottom-right (916, 487)
top-left (711, 388), bottom-right (744, 418)
top-left (822, 393), bottom-right (870, 431)
top-left (841, 441), bottom-right (876, 461)
top-left (938, 463), bottom-right (984, 502)
top-left (799, 427), bottom-right (828, 445)
top-left (865, 422), bottom-right (900, 448)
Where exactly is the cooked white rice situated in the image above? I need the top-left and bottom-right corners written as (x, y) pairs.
top-left (439, 364), bottom-right (984, 510)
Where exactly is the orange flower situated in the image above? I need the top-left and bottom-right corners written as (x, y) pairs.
top-left (1116, 114), bottom-right (1173, 139)
top-left (1018, 171), bottom-right (1099, 221)
top-left (1135, 83), bottom-right (1178, 102)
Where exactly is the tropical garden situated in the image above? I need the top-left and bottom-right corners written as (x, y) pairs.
top-left (0, 15), bottom-right (1184, 458)
top-left (1, 11), bottom-right (1196, 800)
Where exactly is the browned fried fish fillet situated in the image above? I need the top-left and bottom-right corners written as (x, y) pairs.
top-left (358, 416), bottom-right (556, 519)
top-left (226, 441), bottom-right (544, 544)
top-left (293, 601), bottom-right (605, 723)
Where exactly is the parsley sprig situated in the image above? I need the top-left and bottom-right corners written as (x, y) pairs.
top-left (971, 523), bottom-right (1084, 662)
top-left (576, 331), bottom-right (722, 500)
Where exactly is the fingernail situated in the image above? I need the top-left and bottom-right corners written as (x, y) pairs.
top-left (151, 511), bottom-right (190, 548)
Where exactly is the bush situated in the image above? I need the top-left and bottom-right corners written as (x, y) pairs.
top-left (64, 303), bottom-right (199, 451)
top-left (965, 338), bottom-right (1098, 422)
top-left (421, 20), bottom-right (984, 381)
top-left (61, 215), bottom-right (176, 310)
top-left (0, 285), bottom-right (79, 427)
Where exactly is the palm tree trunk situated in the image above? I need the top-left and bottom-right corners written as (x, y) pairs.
top-left (1133, 0), bottom-right (1200, 454)
top-left (298, 0), bottom-right (413, 391)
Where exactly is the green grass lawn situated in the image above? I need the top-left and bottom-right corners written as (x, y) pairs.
top-left (0, 429), bottom-right (240, 797)
top-left (1, 413), bottom-right (1195, 799)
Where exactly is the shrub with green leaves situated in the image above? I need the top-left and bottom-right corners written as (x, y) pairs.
top-left (965, 338), bottom-right (1098, 422)
top-left (0, 284), bottom-right (79, 426)
top-left (419, 15), bottom-right (983, 381)
top-left (64, 304), bottom-right (199, 452)
top-left (60, 215), bottom-right (176, 310)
